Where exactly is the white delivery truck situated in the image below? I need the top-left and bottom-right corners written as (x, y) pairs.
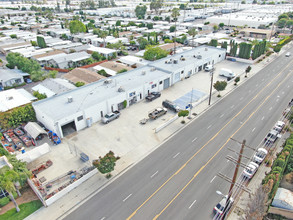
top-left (219, 68), bottom-right (235, 78)
top-left (205, 65), bottom-right (214, 71)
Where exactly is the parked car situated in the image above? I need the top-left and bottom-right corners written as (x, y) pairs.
top-left (146, 92), bottom-right (161, 101)
top-left (213, 195), bottom-right (234, 216)
top-left (148, 107), bottom-right (167, 119)
top-left (243, 161), bottom-right (259, 179)
top-left (205, 65), bottom-right (214, 72)
top-left (273, 121), bottom-right (285, 133)
top-left (26, 78), bottom-right (32, 83)
top-left (264, 129), bottom-right (279, 144)
top-left (285, 52), bottom-right (291, 57)
top-left (102, 111), bottom-right (120, 124)
top-left (162, 100), bottom-right (181, 112)
top-left (253, 148), bottom-right (268, 164)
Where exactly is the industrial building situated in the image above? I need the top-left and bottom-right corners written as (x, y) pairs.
top-left (32, 46), bottom-right (226, 138)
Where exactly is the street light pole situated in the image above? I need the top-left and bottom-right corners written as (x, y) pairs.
top-left (188, 88), bottom-right (193, 119)
top-left (208, 69), bottom-right (214, 105)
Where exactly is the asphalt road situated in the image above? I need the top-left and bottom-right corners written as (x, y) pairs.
top-left (64, 48), bottom-right (293, 220)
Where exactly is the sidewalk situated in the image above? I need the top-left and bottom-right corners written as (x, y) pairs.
top-left (24, 44), bottom-right (292, 220)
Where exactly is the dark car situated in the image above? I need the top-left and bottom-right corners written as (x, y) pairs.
top-left (162, 100), bottom-right (181, 112)
top-left (146, 92), bottom-right (161, 101)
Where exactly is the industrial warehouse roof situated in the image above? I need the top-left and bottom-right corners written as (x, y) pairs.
top-left (32, 46), bottom-right (225, 120)
top-left (32, 65), bottom-right (169, 120)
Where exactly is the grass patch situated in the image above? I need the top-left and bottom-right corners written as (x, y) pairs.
top-left (0, 200), bottom-right (43, 220)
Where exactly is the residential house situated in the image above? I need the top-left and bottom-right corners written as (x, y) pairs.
top-left (46, 52), bottom-right (91, 69)
top-left (63, 68), bottom-right (106, 85)
top-left (0, 69), bottom-right (27, 89)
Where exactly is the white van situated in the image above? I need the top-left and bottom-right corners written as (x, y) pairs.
top-left (286, 52), bottom-right (291, 57)
top-left (205, 65), bottom-right (214, 71)
top-left (219, 68), bottom-right (235, 78)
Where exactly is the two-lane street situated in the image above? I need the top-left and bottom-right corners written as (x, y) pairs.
top-left (65, 48), bottom-right (293, 220)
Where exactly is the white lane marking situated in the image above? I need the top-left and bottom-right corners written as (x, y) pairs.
top-left (207, 125), bottom-right (211, 129)
top-left (261, 116), bottom-right (264, 120)
top-left (192, 137), bottom-right (198, 142)
top-left (269, 107), bottom-right (272, 111)
top-left (288, 85), bottom-right (290, 88)
top-left (240, 97), bottom-right (243, 100)
top-left (189, 200), bottom-right (197, 209)
top-left (173, 152), bottom-right (180, 158)
top-left (276, 99), bottom-right (279, 102)
top-left (220, 114), bottom-right (224, 118)
top-left (210, 176), bottom-right (216, 183)
top-left (252, 128), bottom-right (256, 132)
top-left (227, 160), bottom-right (229, 162)
top-left (231, 105), bottom-right (234, 109)
top-left (256, 84), bottom-right (258, 87)
top-left (282, 91), bottom-right (284, 94)
top-left (240, 121), bottom-right (243, 124)
top-left (123, 194), bottom-right (132, 202)
top-left (151, 171), bottom-right (158, 178)
top-left (101, 217), bottom-right (106, 220)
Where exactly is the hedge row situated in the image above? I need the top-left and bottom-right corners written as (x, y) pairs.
top-left (262, 133), bottom-right (293, 200)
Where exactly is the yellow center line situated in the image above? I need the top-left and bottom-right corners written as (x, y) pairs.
top-left (152, 71), bottom-right (292, 220)
top-left (127, 60), bottom-right (293, 220)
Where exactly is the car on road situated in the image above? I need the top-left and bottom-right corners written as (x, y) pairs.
top-left (243, 161), bottom-right (259, 179)
top-left (146, 92), bottom-right (161, 101)
top-left (148, 107), bottom-right (167, 119)
top-left (102, 111), bottom-right (120, 124)
top-left (286, 52), bottom-right (291, 57)
top-left (213, 195), bottom-right (234, 216)
top-left (253, 148), bottom-right (268, 164)
top-left (162, 100), bottom-right (181, 112)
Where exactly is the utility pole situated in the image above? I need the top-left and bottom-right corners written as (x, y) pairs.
top-left (208, 69), bottom-right (214, 105)
top-left (221, 139), bottom-right (246, 220)
top-left (188, 88), bottom-right (193, 119)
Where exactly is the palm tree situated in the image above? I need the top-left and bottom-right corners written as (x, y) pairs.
top-left (0, 170), bottom-right (20, 212)
top-left (188, 28), bottom-right (197, 48)
top-left (171, 8), bottom-right (180, 54)
top-left (98, 30), bottom-right (108, 48)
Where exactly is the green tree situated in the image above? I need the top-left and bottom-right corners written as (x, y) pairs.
top-left (92, 51), bottom-right (102, 61)
top-left (116, 20), bottom-right (121, 26)
top-left (75, 81), bottom-right (85, 87)
top-left (69, 20), bottom-right (86, 34)
top-left (221, 41), bottom-right (228, 50)
top-left (210, 39), bottom-right (218, 47)
top-left (143, 46), bottom-right (168, 61)
top-left (135, 5), bottom-right (147, 19)
top-left (31, 41), bottom-right (37, 46)
top-left (48, 70), bottom-right (58, 78)
top-left (213, 25), bottom-right (218, 32)
top-left (245, 65), bottom-right (251, 77)
top-left (0, 170), bottom-right (20, 212)
top-left (169, 25), bottom-right (176, 32)
top-left (117, 68), bottom-right (128, 73)
top-left (92, 151), bottom-right (119, 174)
top-left (178, 110), bottom-right (189, 123)
top-left (286, 19), bottom-right (293, 32)
top-left (171, 8), bottom-right (180, 54)
top-left (219, 23), bottom-right (224, 29)
top-left (37, 36), bottom-right (47, 48)
top-left (150, 0), bottom-right (163, 15)
top-left (137, 37), bottom-right (149, 50)
top-left (147, 23), bottom-right (153, 29)
top-left (278, 13), bottom-right (289, 20)
top-left (33, 91), bottom-right (47, 100)
top-left (98, 30), bottom-right (108, 47)
top-left (188, 28), bottom-right (197, 48)
top-left (10, 34), bottom-right (17, 39)
top-left (234, 76), bottom-right (240, 85)
top-left (213, 81), bottom-right (227, 97)
top-left (277, 18), bottom-right (287, 28)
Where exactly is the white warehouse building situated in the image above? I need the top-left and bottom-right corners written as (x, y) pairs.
top-left (32, 46), bottom-right (226, 138)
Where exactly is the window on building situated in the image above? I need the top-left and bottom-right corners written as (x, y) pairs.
top-left (129, 92), bottom-right (136, 97)
top-left (181, 70), bottom-right (184, 74)
top-left (159, 81), bottom-right (162, 85)
top-left (151, 84), bottom-right (157, 89)
top-left (219, 55), bottom-right (221, 57)
top-left (77, 116), bottom-right (83, 121)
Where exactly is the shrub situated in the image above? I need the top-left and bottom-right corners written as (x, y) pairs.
top-left (33, 91), bottom-right (47, 100)
top-left (272, 166), bottom-right (282, 173)
top-left (273, 158), bottom-right (285, 168)
top-left (0, 196), bottom-right (9, 207)
top-left (75, 81), bottom-right (85, 87)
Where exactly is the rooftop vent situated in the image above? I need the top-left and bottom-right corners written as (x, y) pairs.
top-left (104, 79), bottom-right (112, 84)
top-left (173, 59), bottom-right (178, 64)
top-left (6, 96), bottom-right (13, 100)
top-left (118, 86), bottom-right (125, 92)
top-left (205, 47), bottom-right (208, 51)
top-left (68, 96), bottom-right (73, 103)
top-left (151, 67), bottom-right (156, 71)
top-left (142, 71), bottom-right (146, 75)
top-left (197, 55), bottom-right (202, 59)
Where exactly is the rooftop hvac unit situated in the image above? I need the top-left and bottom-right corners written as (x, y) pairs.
top-left (173, 59), bottom-right (178, 64)
top-left (142, 71), bottom-right (146, 75)
top-left (197, 55), bottom-right (202, 59)
top-left (151, 67), bottom-right (156, 71)
top-left (104, 79), bottom-right (112, 84)
top-left (118, 86), bottom-right (125, 92)
top-left (68, 96), bottom-right (73, 103)
top-left (205, 47), bottom-right (208, 51)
